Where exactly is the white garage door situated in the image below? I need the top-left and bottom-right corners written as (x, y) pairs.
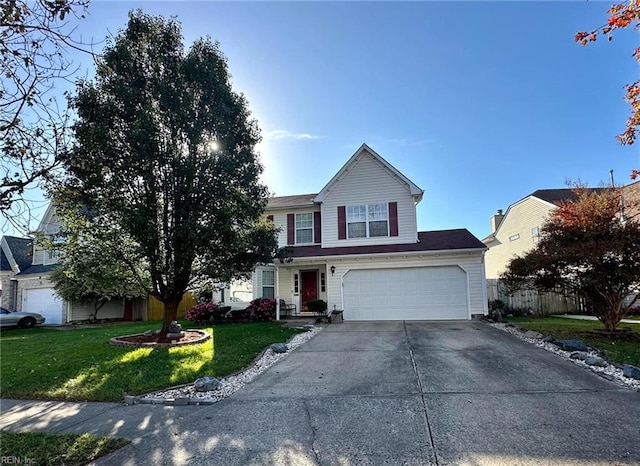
top-left (343, 266), bottom-right (469, 320)
top-left (22, 288), bottom-right (64, 325)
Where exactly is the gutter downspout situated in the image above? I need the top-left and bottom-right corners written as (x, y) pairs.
top-left (275, 265), bottom-right (280, 321)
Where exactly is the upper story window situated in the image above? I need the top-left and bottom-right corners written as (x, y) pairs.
top-left (531, 226), bottom-right (540, 243)
top-left (295, 213), bottom-right (313, 244)
top-left (347, 203), bottom-right (388, 238)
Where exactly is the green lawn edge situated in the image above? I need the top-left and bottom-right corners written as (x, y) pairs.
top-left (505, 316), bottom-right (640, 366)
top-left (0, 320), bottom-right (303, 402)
top-left (0, 431), bottom-right (130, 466)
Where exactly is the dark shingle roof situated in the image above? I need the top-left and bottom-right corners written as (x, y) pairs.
top-left (0, 249), bottom-right (10, 271)
top-left (16, 264), bottom-right (58, 276)
top-left (531, 188), bottom-right (603, 205)
top-left (267, 193), bottom-right (318, 209)
top-left (1, 236), bottom-right (33, 272)
top-left (288, 229), bottom-right (485, 259)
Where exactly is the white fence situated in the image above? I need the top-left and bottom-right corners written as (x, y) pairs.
top-left (487, 279), bottom-right (584, 315)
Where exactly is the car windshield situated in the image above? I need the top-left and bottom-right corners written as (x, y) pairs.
top-left (0, 308), bottom-right (11, 314)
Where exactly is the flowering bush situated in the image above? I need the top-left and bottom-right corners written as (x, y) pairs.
top-left (185, 302), bottom-right (219, 322)
top-left (247, 298), bottom-right (276, 322)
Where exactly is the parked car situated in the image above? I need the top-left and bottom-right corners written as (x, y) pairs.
top-left (0, 307), bottom-right (46, 329)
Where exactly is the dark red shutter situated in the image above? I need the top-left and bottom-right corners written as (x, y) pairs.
top-left (287, 213), bottom-right (295, 244)
top-left (389, 202), bottom-right (399, 237)
top-left (267, 215), bottom-right (274, 222)
top-left (338, 206), bottom-right (346, 240)
top-left (313, 211), bottom-right (321, 243)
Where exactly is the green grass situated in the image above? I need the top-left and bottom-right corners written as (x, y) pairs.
top-left (0, 320), bottom-right (302, 402)
top-left (506, 316), bottom-right (640, 366)
top-left (0, 430), bottom-right (129, 465)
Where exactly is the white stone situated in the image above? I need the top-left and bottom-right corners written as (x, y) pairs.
top-left (491, 323), bottom-right (640, 391)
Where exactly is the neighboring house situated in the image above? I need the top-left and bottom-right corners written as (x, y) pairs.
top-left (0, 235), bottom-right (34, 311)
top-left (250, 144), bottom-right (488, 321)
top-left (483, 181), bottom-right (640, 279)
top-left (9, 204), bottom-right (144, 325)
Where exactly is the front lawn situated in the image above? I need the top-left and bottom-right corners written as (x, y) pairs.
top-left (0, 431), bottom-right (129, 465)
top-left (506, 317), bottom-right (640, 366)
top-left (0, 321), bottom-right (302, 402)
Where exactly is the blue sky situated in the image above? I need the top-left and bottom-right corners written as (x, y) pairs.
top-left (4, 1), bottom-right (639, 239)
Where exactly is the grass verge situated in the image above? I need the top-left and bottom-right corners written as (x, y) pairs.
top-left (0, 431), bottom-right (129, 465)
top-left (506, 316), bottom-right (640, 366)
top-left (0, 320), bottom-right (302, 402)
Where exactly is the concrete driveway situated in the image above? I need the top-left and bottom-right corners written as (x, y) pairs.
top-left (2, 321), bottom-right (639, 465)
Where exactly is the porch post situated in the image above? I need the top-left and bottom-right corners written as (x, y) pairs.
top-left (275, 264), bottom-right (280, 321)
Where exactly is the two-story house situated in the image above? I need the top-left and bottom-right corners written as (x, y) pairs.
top-left (483, 181), bottom-right (640, 279)
top-left (252, 144), bottom-right (488, 320)
top-left (6, 203), bottom-right (143, 325)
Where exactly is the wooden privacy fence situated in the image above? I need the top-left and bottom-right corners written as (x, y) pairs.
top-left (147, 292), bottom-right (197, 321)
top-left (487, 279), bottom-right (584, 315)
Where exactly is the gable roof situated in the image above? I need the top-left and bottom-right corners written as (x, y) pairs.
top-left (267, 193), bottom-right (318, 210)
top-left (287, 229), bottom-right (485, 259)
top-left (313, 143), bottom-right (424, 203)
top-left (0, 236), bottom-right (33, 273)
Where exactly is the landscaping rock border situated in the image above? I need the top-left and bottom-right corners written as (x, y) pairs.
top-left (109, 329), bottom-right (211, 348)
top-left (491, 322), bottom-right (640, 391)
top-left (125, 325), bottom-right (321, 406)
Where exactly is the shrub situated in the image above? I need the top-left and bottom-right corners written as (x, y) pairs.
top-left (488, 299), bottom-right (505, 311)
top-left (247, 298), bottom-right (276, 322)
top-left (307, 299), bottom-right (327, 314)
top-left (185, 302), bottom-right (219, 322)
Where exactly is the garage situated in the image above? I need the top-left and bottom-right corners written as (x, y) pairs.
top-left (342, 266), bottom-right (469, 320)
top-left (22, 288), bottom-right (64, 325)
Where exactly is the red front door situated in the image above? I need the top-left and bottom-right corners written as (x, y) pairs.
top-left (301, 271), bottom-right (318, 311)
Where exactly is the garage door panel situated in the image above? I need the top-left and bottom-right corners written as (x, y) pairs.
top-left (23, 288), bottom-right (64, 325)
top-left (343, 266), bottom-right (468, 321)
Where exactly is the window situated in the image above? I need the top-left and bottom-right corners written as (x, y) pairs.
top-left (294, 273), bottom-right (299, 293)
top-left (320, 272), bottom-right (326, 292)
top-left (347, 203), bottom-right (388, 238)
top-left (262, 270), bottom-right (274, 299)
top-left (531, 226), bottom-right (540, 243)
top-left (295, 213), bottom-right (313, 244)
top-left (509, 233), bottom-right (520, 242)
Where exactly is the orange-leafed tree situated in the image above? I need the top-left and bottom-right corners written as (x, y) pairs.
top-left (502, 187), bottom-right (640, 332)
top-left (575, 1), bottom-right (639, 179)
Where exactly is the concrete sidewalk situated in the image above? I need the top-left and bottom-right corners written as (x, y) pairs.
top-left (1, 321), bottom-right (639, 465)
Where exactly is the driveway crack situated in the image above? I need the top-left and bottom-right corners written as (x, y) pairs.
top-left (303, 400), bottom-right (321, 465)
top-left (404, 321), bottom-right (440, 466)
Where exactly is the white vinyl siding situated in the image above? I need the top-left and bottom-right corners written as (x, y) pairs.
top-left (321, 151), bottom-right (417, 247)
top-left (70, 300), bottom-right (124, 321)
top-left (484, 197), bottom-right (556, 278)
top-left (295, 213), bottom-right (313, 244)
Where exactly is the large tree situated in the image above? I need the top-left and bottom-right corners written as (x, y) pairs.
top-left (49, 198), bottom-right (149, 321)
top-left (502, 187), bottom-right (640, 332)
top-left (575, 1), bottom-right (640, 179)
top-left (61, 11), bottom-right (278, 334)
top-left (1, 0), bottom-right (93, 231)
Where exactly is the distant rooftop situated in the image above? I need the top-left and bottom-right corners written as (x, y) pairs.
top-left (267, 193), bottom-right (318, 209)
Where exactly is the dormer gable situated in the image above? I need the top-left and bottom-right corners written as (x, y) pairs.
top-left (314, 143), bottom-right (423, 204)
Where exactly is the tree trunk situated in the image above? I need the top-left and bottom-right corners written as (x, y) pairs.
top-left (161, 297), bottom-right (181, 335)
top-left (92, 298), bottom-right (107, 322)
